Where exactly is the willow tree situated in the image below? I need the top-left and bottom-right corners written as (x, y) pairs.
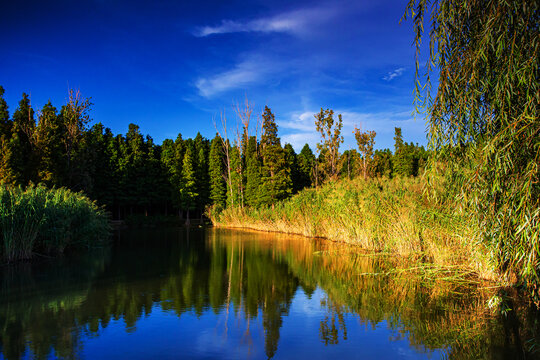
top-left (405, 0), bottom-right (539, 289)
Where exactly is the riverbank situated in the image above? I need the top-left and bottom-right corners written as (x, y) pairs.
top-left (0, 184), bottom-right (110, 262)
top-left (209, 176), bottom-right (499, 282)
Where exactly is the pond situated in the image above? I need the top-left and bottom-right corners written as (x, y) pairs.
top-left (0, 227), bottom-right (538, 359)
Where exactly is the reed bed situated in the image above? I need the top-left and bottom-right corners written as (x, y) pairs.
top-left (210, 177), bottom-right (496, 281)
top-left (0, 184), bottom-right (110, 262)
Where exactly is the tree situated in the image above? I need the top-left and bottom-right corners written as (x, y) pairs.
top-left (245, 135), bottom-right (261, 207)
top-left (11, 93), bottom-right (37, 185)
top-left (180, 144), bottom-right (198, 224)
top-left (194, 132), bottom-right (210, 215)
top-left (208, 134), bottom-right (227, 210)
top-left (393, 127), bottom-right (412, 177)
top-left (372, 149), bottom-right (393, 177)
top-left (296, 144), bottom-right (315, 190)
top-left (0, 87), bottom-right (14, 184)
top-left (283, 143), bottom-right (300, 193)
top-left (353, 126), bottom-right (376, 179)
top-left (338, 149), bottom-right (360, 180)
top-left (0, 86), bottom-right (11, 139)
top-left (314, 108), bottom-right (343, 180)
top-left (406, 0), bottom-right (539, 288)
top-left (259, 106), bottom-right (291, 207)
top-left (35, 101), bottom-right (65, 186)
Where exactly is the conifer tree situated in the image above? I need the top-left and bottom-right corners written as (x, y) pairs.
top-left (208, 134), bottom-right (227, 210)
top-left (283, 143), bottom-right (300, 193)
top-left (0, 87), bottom-right (14, 184)
top-left (180, 144), bottom-right (198, 224)
top-left (296, 144), bottom-right (315, 190)
top-left (35, 101), bottom-right (65, 186)
top-left (228, 142), bottom-right (243, 207)
top-left (194, 132), bottom-right (210, 214)
top-left (393, 127), bottom-right (413, 176)
top-left (259, 106), bottom-right (291, 207)
top-left (245, 135), bottom-right (261, 207)
top-left (372, 149), bottom-right (393, 177)
top-left (11, 93), bottom-right (37, 185)
top-left (0, 86), bottom-right (11, 138)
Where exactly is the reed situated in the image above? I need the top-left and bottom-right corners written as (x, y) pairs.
top-left (0, 184), bottom-right (110, 262)
top-left (210, 176), bottom-right (496, 281)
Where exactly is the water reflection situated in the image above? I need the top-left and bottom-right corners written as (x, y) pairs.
top-left (0, 228), bottom-right (538, 359)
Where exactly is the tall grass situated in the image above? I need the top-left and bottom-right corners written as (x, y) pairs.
top-left (0, 184), bottom-right (110, 262)
top-left (209, 177), bottom-right (496, 281)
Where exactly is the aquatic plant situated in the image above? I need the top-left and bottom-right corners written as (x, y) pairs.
top-left (0, 184), bottom-right (109, 261)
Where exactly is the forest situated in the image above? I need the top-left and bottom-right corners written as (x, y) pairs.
top-left (0, 88), bottom-right (427, 222)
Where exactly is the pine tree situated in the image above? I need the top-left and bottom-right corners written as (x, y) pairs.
top-left (393, 128), bottom-right (413, 176)
top-left (194, 132), bottom-right (210, 214)
top-left (297, 144), bottom-right (315, 190)
top-left (0, 86), bottom-right (11, 139)
top-left (35, 101), bottom-right (65, 186)
top-left (208, 134), bottom-right (227, 210)
top-left (259, 106), bottom-right (291, 207)
top-left (0, 87), bottom-right (14, 184)
top-left (283, 143), bottom-right (300, 193)
top-left (228, 142), bottom-right (242, 208)
top-left (245, 135), bottom-right (261, 207)
top-left (11, 93), bottom-right (37, 185)
top-left (372, 149), bottom-right (393, 177)
top-left (180, 144), bottom-right (198, 224)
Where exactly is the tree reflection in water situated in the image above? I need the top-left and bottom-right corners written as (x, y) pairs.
top-left (0, 227), bottom-right (538, 359)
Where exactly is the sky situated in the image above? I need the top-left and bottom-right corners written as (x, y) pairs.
top-left (1, 0), bottom-right (431, 151)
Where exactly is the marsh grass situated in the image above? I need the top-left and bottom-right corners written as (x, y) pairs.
top-left (210, 176), bottom-right (496, 281)
top-left (0, 184), bottom-right (110, 262)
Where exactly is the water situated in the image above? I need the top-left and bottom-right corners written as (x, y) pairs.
top-left (0, 227), bottom-right (538, 359)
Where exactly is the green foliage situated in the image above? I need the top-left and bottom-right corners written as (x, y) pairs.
top-left (180, 143), bottom-right (198, 211)
top-left (0, 184), bottom-right (109, 261)
top-left (315, 108), bottom-right (343, 180)
top-left (260, 107), bottom-right (291, 206)
top-left (209, 134), bottom-right (227, 210)
top-left (297, 143), bottom-right (315, 189)
top-left (353, 127), bottom-right (376, 179)
top-left (245, 135), bottom-right (261, 207)
top-left (405, 0), bottom-right (539, 290)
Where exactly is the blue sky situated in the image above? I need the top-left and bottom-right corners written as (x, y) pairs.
top-left (1, 0), bottom-right (430, 151)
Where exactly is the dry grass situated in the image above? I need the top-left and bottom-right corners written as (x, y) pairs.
top-left (209, 176), bottom-right (497, 281)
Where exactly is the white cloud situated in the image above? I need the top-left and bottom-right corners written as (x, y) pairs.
top-left (195, 58), bottom-right (270, 97)
top-left (383, 67), bottom-right (405, 81)
top-left (193, 8), bottom-right (336, 37)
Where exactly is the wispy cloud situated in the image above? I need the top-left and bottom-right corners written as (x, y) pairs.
top-left (383, 67), bottom-right (405, 81)
top-left (195, 57), bottom-right (284, 97)
top-left (193, 8), bottom-right (336, 37)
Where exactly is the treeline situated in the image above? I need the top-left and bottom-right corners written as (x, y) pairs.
top-left (0, 87), bottom-right (427, 220)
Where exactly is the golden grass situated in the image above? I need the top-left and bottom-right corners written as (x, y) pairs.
top-left (209, 176), bottom-right (498, 282)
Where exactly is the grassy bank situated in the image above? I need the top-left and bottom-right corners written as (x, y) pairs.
top-left (209, 177), bottom-right (497, 281)
top-left (0, 184), bottom-right (110, 262)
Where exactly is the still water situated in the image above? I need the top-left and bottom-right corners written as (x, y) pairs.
top-left (0, 228), bottom-right (539, 359)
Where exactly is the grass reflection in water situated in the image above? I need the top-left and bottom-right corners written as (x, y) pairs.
top-left (0, 227), bottom-right (538, 359)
